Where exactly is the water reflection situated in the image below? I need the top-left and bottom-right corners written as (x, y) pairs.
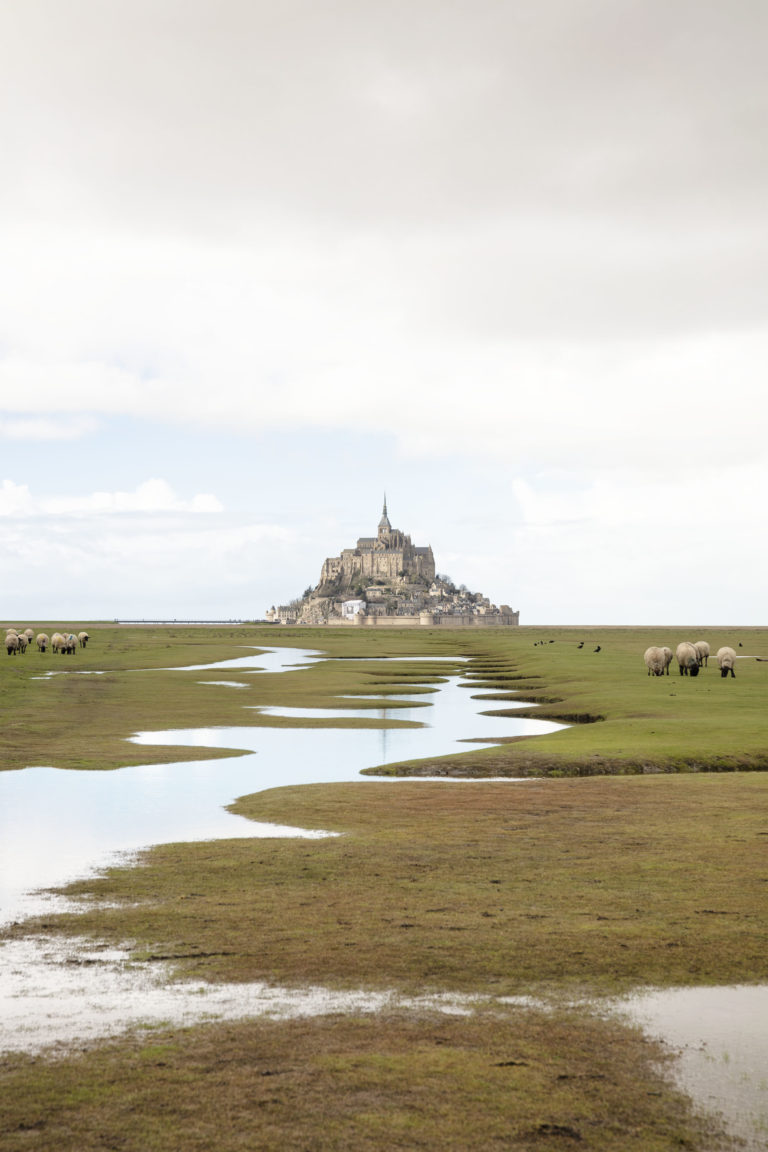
top-left (0, 647), bottom-right (561, 925)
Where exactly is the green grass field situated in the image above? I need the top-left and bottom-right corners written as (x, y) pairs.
top-left (2, 622), bottom-right (766, 774)
top-left (2, 622), bottom-right (766, 1150)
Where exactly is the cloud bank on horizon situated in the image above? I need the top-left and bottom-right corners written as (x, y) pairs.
top-left (1, 0), bottom-right (766, 624)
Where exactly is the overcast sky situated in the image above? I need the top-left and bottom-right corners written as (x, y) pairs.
top-left (1, 0), bottom-right (766, 625)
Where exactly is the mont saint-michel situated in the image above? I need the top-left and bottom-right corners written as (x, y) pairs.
top-left (267, 500), bottom-right (519, 628)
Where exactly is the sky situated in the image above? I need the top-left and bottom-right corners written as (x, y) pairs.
top-left (1, 0), bottom-right (766, 625)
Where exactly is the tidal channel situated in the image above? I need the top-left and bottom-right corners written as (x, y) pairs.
top-left (0, 646), bottom-right (561, 926)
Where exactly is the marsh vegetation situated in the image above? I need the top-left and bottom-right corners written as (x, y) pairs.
top-left (2, 623), bottom-right (767, 1150)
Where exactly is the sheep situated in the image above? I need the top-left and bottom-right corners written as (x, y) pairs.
top-left (16, 634), bottom-right (27, 654)
top-left (78, 631), bottom-right (89, 648)
top-left (661, 646), bottom-right (674, 675)
top-left (50, 632), bottom-right (65, 654)
top-left (5, 634), bottom-right (18, 655)
top-left (676, 641), bottom-right (701, 677)
top-left (716, 646), bottom-right (737, 678)
top-left (22, 628), bottom-right (34, 647)
top-left (693, 640), bottom-right (710, 668)
top-left (36, 633), bottom-right (49, 653)
top-left (644, 646), bottom-right (666, 676)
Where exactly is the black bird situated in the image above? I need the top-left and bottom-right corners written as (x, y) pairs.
top-left (594, 645), bottom-right (601, 652)
top-left (577, 642), bottom-right (584, 649)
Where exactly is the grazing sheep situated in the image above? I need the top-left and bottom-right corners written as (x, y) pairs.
top-left (644, 646), bottom-right (666, 676)
top-left (50, 632), bottom-right (65, 654)
top-left (36, 633), bottom-right (49, 652)
top-left (62, 633), bottom-right (78, 654)
top-left (16, 634), bottom-right (27, 654)
top-left (676, 641), bottom-right (701, 677)
top-left (716, 646), bottom-right (737, 678)
top-left (5, 634), bottom-right (18, 655)
top-left (22, 628), bottom-right (35, 647)
top-left (78, 631), bottom-right (89, 648)
top-left (661, 646), bottom-right (674, 675)
top-left (693, 641), bottom-right (710, 668)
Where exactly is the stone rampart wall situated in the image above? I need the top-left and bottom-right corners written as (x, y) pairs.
top-left (318, 611), bottom-right (519, 628)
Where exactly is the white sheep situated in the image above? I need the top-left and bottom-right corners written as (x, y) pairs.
top-left (693, 640), bottom-right (710, 667)
top-left (661, 646), bottom-right (674, 674)
top-left (78, 631), bottom-right (89, 648)
top-left (675, 641), bottom-right (701, 677)
top-left (36, 633), bottom-right (49, 652)
top-left (50, 632), bottom-right (65, 654)
top-left (5, 633), bottom-right (18, 655)
top-left (643, 646), bottom-right (666, 676)
top-left (716, 646), bottom-right (737, 678)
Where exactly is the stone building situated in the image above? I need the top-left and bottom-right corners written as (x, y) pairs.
top-left (318, 498), bottom-right (435, 593)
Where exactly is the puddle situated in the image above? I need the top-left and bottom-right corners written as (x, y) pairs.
top-left (197, 680), bottom-right (252, 688)
top-left (0, 935), bottom-right (536, 1056)
top-left (162, 646), bottom-right (323, 673)
top-left (618, 985), bottom-right (768, 1151)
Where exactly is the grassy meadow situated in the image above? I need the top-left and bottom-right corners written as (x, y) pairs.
top-left (2, 622), bottom-right (767, 1150)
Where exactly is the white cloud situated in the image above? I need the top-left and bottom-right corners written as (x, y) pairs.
top-left (0, 481), bottom-right (35, 517)
top-left (0, 512), bottom-right (300, 620)
top-left (0, 416), bottom-right (99, 441)
top-left (0, 479), bottom-right (223, 517)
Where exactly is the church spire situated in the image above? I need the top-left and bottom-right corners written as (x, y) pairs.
top-left (378, 493), bottom-right (391, 534)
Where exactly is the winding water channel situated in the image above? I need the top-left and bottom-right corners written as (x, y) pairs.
top-left (1, 646), bottom-right (766, 1148)
top-left (0, 647), bottom-right (561, 924)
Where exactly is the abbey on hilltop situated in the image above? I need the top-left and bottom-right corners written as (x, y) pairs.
top-left (319, 497), bottom-right (435, 590)
top-left (266, 498), bottom-right (519, 629)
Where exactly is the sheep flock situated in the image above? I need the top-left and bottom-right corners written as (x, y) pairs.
top-left (5, 628), bottom-right (90, 655)
top-left (644, 640), bottom-right (738, 679)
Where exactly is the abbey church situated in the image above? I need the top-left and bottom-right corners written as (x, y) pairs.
top-left (267, 499), bottom-right (519, 629)
top-left (318, 498), bottom-right (435, 591)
